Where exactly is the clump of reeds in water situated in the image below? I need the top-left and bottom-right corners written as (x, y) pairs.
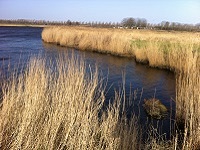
top-left (143, 98), bottom-right (168, 119)
top-left (0, 55), bottom-right (139, 150)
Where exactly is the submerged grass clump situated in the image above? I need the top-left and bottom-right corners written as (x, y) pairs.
top-left (143, 98), bottom-right (168, 119)
top-left (0, 56), bottom-right (139, 150)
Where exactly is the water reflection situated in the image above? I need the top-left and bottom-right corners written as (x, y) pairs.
top-left (42, 42), bottom-right (175, 104)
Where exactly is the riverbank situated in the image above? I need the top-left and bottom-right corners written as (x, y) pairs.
top-left (42, 26), bottom-right (200, 149)
top-left (42, 26), bottom-right (199, 72)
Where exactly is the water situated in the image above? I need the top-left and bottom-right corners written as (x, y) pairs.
top-left (0, 26), bottom-right (176, 140)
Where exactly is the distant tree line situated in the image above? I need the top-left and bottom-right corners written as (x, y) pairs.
top-left (0, 19), bottom-right (80, 26)
top-left (120, 17), bottom-right (200, 31)
top-left (0, 18), bottom-right (200, 32)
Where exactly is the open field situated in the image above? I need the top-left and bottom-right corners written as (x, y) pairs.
top-left (41, 26), bottom-right (200, 149)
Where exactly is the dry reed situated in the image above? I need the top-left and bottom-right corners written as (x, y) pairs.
top-left (42, 26), bottom-right (200, 149)
top-left (175, 52), bottom-right (200, 149)
top-left (0, 55), bottom-right (139, 150)
top-left (42, 26), bottom-right (200, 72)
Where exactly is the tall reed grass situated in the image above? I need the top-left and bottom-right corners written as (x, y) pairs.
top-left (176, 52), bottom-right (200, 149)
top-left (0, 56), bottom-right (139, 150)
top-left (42, 26), bottom-right (200, 149)
top-left (42, 26), bottom-right (200, 72)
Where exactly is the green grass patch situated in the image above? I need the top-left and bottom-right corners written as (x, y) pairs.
top-left (131, 39), bottom-right (148, 49)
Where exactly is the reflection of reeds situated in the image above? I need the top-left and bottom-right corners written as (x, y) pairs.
top-left (42, 26), bottom-right (200, 149)
top-left (0, 56), bottom-right (139, 150)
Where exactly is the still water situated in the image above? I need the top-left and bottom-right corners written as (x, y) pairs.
top-left (0, 26), bottom-right (176, 139)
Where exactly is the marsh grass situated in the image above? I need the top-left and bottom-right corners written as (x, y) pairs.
top-left (42, 26), bottom-right (200, 149)
top-left (0, 56), bottom-right (139, 150)
top-left (175, 52), bottom-right (200, 149)
top-left (143, 98), bottom-right (168, 119)
top-left (42, 26), bottom-right (200, 72)
top-left (0, 54), bottom-right (199, 149)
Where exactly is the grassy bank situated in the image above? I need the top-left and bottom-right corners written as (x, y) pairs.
top-left (42, 26), bottom-right (200, 72)
top-left (41, 26), bottom-right (200, 149)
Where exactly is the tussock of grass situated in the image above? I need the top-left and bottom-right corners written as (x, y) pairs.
top-left (143, 98), bottom-right (168, 119)
top-left (0, 56), bottom-right (139, 150)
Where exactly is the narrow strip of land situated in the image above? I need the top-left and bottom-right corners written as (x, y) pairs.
top-left (0, 23), bottom-right (49, 28)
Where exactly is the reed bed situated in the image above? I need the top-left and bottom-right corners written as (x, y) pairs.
top-left (42, 26), bottom-right (200, 72)
top-left (42, 26), bottom-right (200, 149)
top-left (0, 56), bottom-right (139, 150)
top-left (176, 54), bottom-right (200, 149)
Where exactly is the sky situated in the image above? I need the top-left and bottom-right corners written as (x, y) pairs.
top-left (0, 0), bottom-right (199, 24)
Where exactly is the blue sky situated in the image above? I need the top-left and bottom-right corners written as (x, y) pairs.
top-left (0, 0), bottom-right (199, 24)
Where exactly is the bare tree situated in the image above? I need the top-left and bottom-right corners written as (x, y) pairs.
top-left (121, 17), bottom-right (136, 28)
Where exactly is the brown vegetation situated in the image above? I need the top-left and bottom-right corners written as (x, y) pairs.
top-left (143, 98), bottom-right (168, 119)
top-left (42, 26), bottom-right (199, 71)
top-left (176, 58), bottom-right (200, 149)
top-left (42, 26), bottom-right (200, 149)
top-left (0, 56), bottom-right (139, 150)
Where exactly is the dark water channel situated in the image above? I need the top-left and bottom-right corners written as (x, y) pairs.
top-left (0, 27), bottom-right (176, 140)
